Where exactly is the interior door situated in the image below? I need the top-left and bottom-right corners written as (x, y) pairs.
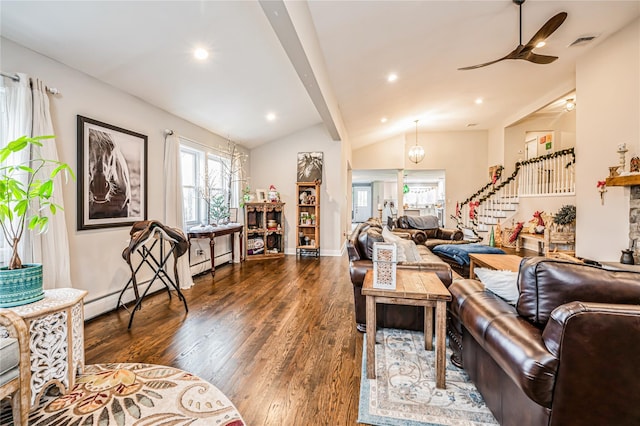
top-left (525, 138), bottom-right (538, 160)
top-left (352, 185), bottom-right (372, 223)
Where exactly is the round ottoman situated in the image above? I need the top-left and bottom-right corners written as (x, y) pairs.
top-left (28, 363), bottom-right (245, 426)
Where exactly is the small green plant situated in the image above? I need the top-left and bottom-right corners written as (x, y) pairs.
top-left (240, 185), bottom-right (251, 207)
top-left (208, 193), bottom-right (230, 225)
top-left (553, 205), bottom-right (576, 225)
top-left (0, 135), bottom-right (74, 269)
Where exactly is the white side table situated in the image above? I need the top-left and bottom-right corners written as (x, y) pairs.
top-left (6, 288), bottom-right (88, 406)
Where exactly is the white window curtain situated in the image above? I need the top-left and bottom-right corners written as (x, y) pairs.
top-left (0, 73), bottom-right (72, 288)
top-left (0, 73), bottom-right (32, 266)
top-left (31, 79), bottom-right (72, 288)
top-left (164, 132), bottom-right (194, 289)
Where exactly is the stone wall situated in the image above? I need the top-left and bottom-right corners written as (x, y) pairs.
top-left (630, 186), bottom-right (640, 263)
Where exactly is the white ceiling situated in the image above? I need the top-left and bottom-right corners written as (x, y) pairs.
top-left (1, 1), bottom-right (638, 150)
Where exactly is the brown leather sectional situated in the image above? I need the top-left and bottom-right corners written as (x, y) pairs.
top-left (449, 257), bottom-right (640, 425)
top-left (347, 218), bottom-right (453, 332)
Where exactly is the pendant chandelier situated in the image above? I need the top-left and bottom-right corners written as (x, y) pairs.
top-left (408, 119), bottom-right (425, 164)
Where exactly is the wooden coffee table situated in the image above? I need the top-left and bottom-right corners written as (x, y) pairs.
top-left (469, 253), bottom-right (523, 279)
top-left (362, 270), bottom-right (451, 388)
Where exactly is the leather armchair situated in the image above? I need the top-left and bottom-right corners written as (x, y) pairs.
top-left (449, 257), bottom-right (640, 425)
top-left (0, 310), bottom-right (30, 425)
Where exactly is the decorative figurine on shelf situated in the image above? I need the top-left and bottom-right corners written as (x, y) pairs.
top-left (529, 210), bottom-right (545, 234)
top-left (631, 156), bottom-right (640, 173)
top-left (597, 180), bottom-right (607, 205)
top-left (617, 143), bottom-right (628, 172)
top-left (495, 220), bottom-right (503, 247)
top-left (299, 191), bottom-right (309, 204)
top-left (268, 185), bottom-right (280, 202)
top-left (609, 166), bottom-right (620, 177)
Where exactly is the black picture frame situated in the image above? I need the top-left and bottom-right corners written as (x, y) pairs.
top-left (77, 115), bottom-right (148, 230)
top-left (297, 152), bottom-right (323, 183)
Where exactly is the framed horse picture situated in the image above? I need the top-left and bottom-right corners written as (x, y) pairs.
top-left (77, 116), bottom-right (148, 230)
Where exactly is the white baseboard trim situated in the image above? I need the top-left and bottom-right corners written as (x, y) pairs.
top-left (284, 248), bottom-right (342, 256)
top-left (84, 279), bottom-right (167, 321)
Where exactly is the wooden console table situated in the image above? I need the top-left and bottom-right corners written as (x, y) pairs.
top-left (188, 223), bottom-right (244, 277)
top-left (362, 270), bottom-right (451, 388)
top-left (5, 288), bottom-right (87, 407)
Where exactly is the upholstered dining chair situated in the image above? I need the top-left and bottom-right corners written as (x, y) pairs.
top-left (0, 310), bottom-right (30, 426)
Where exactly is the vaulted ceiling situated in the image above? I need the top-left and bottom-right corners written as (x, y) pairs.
top-left (1, 1), bottom-right (638, 150)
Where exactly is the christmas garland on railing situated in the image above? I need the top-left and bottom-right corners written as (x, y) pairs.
top-left (452, 148), bottom-right (575, 230)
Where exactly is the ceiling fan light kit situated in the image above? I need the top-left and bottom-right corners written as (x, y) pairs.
top-left (458, 0), bottom-right (567, 70)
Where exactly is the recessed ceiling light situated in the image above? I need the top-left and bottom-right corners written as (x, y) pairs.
top-left (266, 112), bottom-right (277, 122)
top-left (194, 47), bottom-right (209, 60)
top-left (535, 41), bottom-right (546, 48)
top-left (475, 98), bottom-right (483, 105)
top-left (380, 117), bottom-right (388, 123)
top-left (387, 73), bottom-right (398, 83)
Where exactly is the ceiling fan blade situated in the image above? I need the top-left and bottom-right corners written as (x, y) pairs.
top-left (524, 12), bottom-right (568, 49)
top-left (458, 46), bottom-right (523, 70)
top-left (458, 58), bottom-right (508, 71)
top-left (523, 52), bottom-right (559, 64)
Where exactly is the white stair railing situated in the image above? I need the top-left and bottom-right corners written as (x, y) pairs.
top-left (518, 150), bottom-right (575, 196)
top-left (454, 148), bottom-right (575, 237)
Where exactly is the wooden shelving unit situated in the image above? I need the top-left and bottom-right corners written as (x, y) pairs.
top-left (244, 202), bottom-right (285, 260)
top-left (606, 174), bottom-right (640, 187)
top-left (296, 181), bottom-right (320, 257)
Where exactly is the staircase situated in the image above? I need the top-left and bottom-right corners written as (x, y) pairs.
top-left (454, 148), bottom-right (575, 240)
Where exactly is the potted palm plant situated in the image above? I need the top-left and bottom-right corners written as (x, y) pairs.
top-left (0, 135), bottom-right (74, 307)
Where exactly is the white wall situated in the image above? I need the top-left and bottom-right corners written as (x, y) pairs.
top-left (249, 124), bottom-right (343, 256)
top-left (352, 134), bottom-right (405, 170)
top-left (503, 112), bottom-right (576, 175)
top-left (575, 18), bottom-right (640, 261)
top-left (354, 130), bottom-right (488, 228)
top-left (2, 38), bottom-right (246, 318)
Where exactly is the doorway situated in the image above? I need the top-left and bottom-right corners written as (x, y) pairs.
top-left (525, 138), bottom-right (537, 160)
top-left (352, 184), bottom-right (372, 223)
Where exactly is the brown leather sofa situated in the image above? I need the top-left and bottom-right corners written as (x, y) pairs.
top-left (347, 218), bottom-right (452, 332)
top-left (448, 257), bottom-right (640, 425)
top-left (390, 215), bottom-right (464, 247)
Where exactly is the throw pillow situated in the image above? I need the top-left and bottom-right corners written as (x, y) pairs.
top-left (397, 238), bottom-right (421, 262)
top-left (474, 267), bottom-right (519, 305)
top-left (381, 226), bottom-right (406, 262)
top-left (381, 226), bottom-right (421, 262)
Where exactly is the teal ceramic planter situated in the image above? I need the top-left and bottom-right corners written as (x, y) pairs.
top-left (0, 263), bottom-right (44, 307)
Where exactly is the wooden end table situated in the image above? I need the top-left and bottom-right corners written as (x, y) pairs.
top-left (362, 270), bottom-right (451, 388)
top-left (469, 253), bottom-right (523, 279)
top-left (6, 288), bottom-right (88, 407)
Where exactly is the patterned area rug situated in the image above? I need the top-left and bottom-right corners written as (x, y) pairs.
top-left (3, 363), bottom-right (245, 425)
top-left (358, 329), bottom-right (498, 426)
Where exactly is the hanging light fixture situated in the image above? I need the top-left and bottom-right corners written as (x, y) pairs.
top-left (564, 98), bottom-right (576, 112)
top-left (408, 119), bottom-right (425, 164)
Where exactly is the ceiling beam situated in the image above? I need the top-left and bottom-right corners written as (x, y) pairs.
top-left (259, 0), bottom-right (341, 141)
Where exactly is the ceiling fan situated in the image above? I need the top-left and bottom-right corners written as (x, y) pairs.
top-left (458, 0), bottom-right (567, 70)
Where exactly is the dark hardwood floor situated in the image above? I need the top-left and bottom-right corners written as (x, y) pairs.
top-left (85, 255), bottom-right (363, 425)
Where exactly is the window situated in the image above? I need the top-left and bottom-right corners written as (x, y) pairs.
top-left (180, 141), bottom-right (236, 227)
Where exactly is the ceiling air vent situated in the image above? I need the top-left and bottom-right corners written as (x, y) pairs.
top-left (466, 123), bottom-right (478, 127)
top-left (569, 35), bottom-right (598, 47)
